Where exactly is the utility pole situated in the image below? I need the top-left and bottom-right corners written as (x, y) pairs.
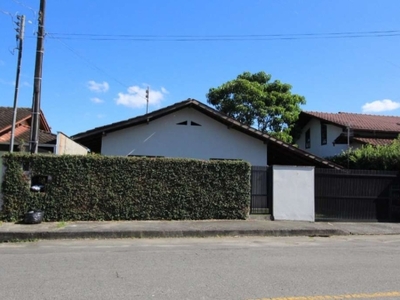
top-left (145, 86), bottom-right (149, 114)
top-left (10, 15), bottom-right (25, 153)
top-left (29, 0), bottom-right (46, 154)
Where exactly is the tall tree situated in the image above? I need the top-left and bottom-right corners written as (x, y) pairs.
top-left (206, 71), bottom-right (306, 143)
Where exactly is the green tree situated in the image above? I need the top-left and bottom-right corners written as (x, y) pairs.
top-left (206, 71), bottom-right (306, 143)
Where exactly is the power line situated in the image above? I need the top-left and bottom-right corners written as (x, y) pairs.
top-left (48, 29), bottom-right (400, 38)
top-left (46, 29), bottom-right (400, 42)
top-left (47, 33), bottom-right (147, 100)
top-left (0, 9), bottom-right (15, 21)
top-left (11, 0), bottom-right (37, 15)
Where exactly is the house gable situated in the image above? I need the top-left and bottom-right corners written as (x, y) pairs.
top-left (0, 107), bottom-right (50, 134)
top-left (296, 117), bottom-right (354, 157)
top-left (0, 107), bottom-right (55, 152)
top-left (102, 107), bottom-right (268, 165)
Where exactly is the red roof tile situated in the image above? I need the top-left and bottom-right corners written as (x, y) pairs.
top-left (303, 111), bottom-right (400, 132)
top-left (353, 137), bottom-right (395, 146)
top-left (0, 125), bottom-right (56, 144)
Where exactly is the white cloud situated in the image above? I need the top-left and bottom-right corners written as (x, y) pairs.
top-left (0, 78), bottom-right (14, 86)
top-left (97, 114), bottom-right (106, 119)
top-left (87, 80), bottom-right (109, 93)
top-left (0, 79), bottom-right (30, 87)
top-left (91, 97), bottom-right (104, 104)
top-left (115, 86), bottom-right (168, 109)
top-left (362, 99), bottom-right (400, 113)
top-left (161, 87), bottom-right (169, 94)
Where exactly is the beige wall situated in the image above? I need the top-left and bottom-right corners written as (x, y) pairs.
top-left (56, 132), bottom-right (88, 155)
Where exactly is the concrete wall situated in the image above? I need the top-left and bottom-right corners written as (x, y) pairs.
top-left (272, 165), bottom-right (315, 221)
top-left (296, 118), bottom-right (362, 157)
top-left (101, 108), bottom-right (268, 165)
top-left (56, 132), bottom-right (88, 155)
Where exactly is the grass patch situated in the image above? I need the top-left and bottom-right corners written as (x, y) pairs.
top-left (57, 221), bottom-right (67, 228)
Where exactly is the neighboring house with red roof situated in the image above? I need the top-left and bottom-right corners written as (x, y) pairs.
top-left (294, 111), bottom-right (400, 158)
top-left (0, 106), bottom-right (88, 155)
top-left (0, 106), bottom-right (56, 153)
top-left (72, 99), bottom-right (340, 169)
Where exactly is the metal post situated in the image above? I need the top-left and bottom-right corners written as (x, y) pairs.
top-left (10, 15), bottom-right (25, 153)
top-left (146, 86), bottom-right (149, 114)
top-left (347, 125), bottom-right (351, 168)
top-left (30, 0), bottom-right (46, 154)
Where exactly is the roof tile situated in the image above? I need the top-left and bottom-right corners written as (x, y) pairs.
top-left (0, 125), bottom-right (56, 144)
top-left (353, 137), bottom-right (396, 146)
top-left (0, 107), bottom-right (32, 132)
top-left (303, 111), bottom-right (400, 132)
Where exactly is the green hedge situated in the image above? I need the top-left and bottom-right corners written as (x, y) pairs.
top-left (0, 154), bottom-right (251, 222)
top-left (327, 137), bottom-right (400, 170)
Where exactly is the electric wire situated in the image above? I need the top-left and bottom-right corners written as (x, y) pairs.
top-left (47, 33), bottom-right (147, 99)
top-left (46, 29), bottom-right (400, 42)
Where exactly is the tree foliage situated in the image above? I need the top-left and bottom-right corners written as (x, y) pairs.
top-left (328, 137), bottom-right (400, 170)
top-left (206, 71), bottom-right (306, 143)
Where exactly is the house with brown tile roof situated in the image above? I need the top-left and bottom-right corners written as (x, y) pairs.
top-left (0, 107), bottom-right (89, 155)
top-left (72, 99), bottom-right (340, 169)
top-left (294, 111), bottom-right (400, 158)
top-left (0, 106), bottom-right (56, 153)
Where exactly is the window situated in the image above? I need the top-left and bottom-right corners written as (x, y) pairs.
top-left (177, 120), bottom-right (202, 126)
top-left (321, 123), bottom-right (327, 145)
top-left (305, 129), bottom-right (311, 149)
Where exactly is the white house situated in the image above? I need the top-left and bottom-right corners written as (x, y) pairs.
top-left (295, 111), bottom-right (400, 158)
top-left (72, 99), bottom-right (338, 168)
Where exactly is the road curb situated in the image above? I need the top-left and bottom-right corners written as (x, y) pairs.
top-left (0, 229), bottom-right (350, 242)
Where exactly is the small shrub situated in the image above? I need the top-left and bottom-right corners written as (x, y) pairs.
top-left (328, 136), bottom-right (400, 170)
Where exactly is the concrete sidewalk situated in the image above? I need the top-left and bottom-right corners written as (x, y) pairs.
top-left (1, 219), bottom-right (400, 242)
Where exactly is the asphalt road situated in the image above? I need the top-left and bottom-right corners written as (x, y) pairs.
top-left (1, 236), bottom-right (400, 300)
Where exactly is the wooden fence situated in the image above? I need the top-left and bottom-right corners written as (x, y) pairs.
top-left (315, 168), bottom-right (400, 221)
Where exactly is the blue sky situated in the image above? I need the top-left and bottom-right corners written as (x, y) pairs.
top-left (1, 0), bottom-right (399, 136)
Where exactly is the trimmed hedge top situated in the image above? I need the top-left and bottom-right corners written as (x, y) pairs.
top-left (0, 154), bottom-right (251, 222)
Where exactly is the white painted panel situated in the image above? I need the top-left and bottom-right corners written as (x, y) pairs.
top-left (272, 165), bottom-right (315, 221)
top-left (101, 108), bottom-right (268, 165)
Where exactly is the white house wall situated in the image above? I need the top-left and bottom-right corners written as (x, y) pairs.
top-left (101, 108), bottom-right (268, 165)
top-left (297, 118), bottom-right (350, 158)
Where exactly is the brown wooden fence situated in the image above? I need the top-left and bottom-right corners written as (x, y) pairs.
top-left (315, 168), bottom-right (400, 221)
